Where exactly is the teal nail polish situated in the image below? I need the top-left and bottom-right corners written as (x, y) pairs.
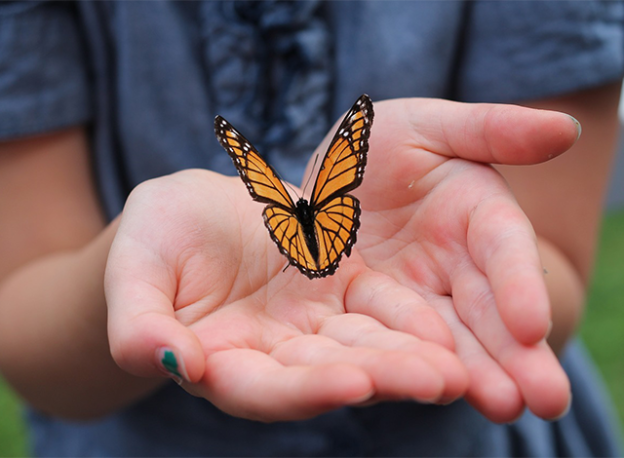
top-left (159, 348), bottom-right (184, 384)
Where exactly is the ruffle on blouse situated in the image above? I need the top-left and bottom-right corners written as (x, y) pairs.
top-left (197, 1), bottom-right (332, 184)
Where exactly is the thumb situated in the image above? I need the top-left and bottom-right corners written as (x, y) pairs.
top-left (105, 231), bottom-right (205, 384)
top-left (374, 98), bottom-right (581, 165)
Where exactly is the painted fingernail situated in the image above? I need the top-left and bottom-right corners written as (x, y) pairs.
top-left (157, 347), bottom-right (187, 384)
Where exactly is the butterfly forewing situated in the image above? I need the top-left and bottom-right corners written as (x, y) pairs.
top-left (311, 94), bottom-right (373, 208)
top-left (215, 116), bottom-right (295, 209)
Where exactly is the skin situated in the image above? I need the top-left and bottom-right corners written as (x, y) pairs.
top-left (0, 85), bottom-right (618, 425)
top-left (497, 82), bottom-right (622, 353)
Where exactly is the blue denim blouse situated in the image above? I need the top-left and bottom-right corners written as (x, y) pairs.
top-left (1, 1), bottom-right (623, 456)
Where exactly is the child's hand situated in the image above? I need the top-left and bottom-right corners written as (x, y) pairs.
top-left (347, 98), bottom-right (577, 422)
top-left (105, 169), bottom-right (468, 422)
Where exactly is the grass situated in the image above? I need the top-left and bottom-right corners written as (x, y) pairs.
top-left (581, 208), bottom-right (624, 430)
top-left (0, 209), bottom-right (622, 456)
top-left (0, 377), bottom-right (27, 457)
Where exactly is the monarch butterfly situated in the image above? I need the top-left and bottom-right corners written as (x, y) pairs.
top-left (215, 94), bottom-right (374, 279)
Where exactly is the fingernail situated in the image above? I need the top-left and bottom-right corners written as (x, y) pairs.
top-left (545, 320), bottom-right (553, 340)
top-left (549, 394), bottom-right (573, 422)
top-left (436, 396), bottom-right (458, 406)
top-left (568, 115), bottom-right (582, 141)
top-left (157, 347), bottom-right (187, 384)
top-left (345, 390), bottom-right (375, 406)
top-left (504, 409), bottom-right (526, 425)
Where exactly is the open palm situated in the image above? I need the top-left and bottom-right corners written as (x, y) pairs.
top-left (346, 98), bottom-right (577, 422)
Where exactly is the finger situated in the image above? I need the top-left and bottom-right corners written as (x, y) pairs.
top-left (463, 352), bottom-right (525, 423)
top-left (467, 194), bottom-right (550, 344)
top-left (432, 296), bottom-right (524, 422)
top-left (199, 348), bottom-right (373, 422)
top-left (451, 266), bottom-right (571, 420)
top-left (105, 232), bottom-right (205, 383)
top-left (381, 99), bottom-right (580, 164)
top-left (272, 334), bottom-right (446, 403)
top-left (319, 313), bottom-right (468, 402)
top-left (345, 271), bottom-right (455, 350)
top-left (498, 340), bottom-right (572, 420)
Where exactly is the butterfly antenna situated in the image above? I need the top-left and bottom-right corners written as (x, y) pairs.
top-left (268, 162), bottom-right (300, 200)
top-left (282, 176), bottom-right (301, 200)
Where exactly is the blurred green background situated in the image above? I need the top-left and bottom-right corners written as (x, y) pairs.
top-left (580, 209), bottom-right (624, 431)
top-left (0, 208), bottom-right (623, 457)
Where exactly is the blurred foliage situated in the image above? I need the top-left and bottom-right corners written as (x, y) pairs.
top-left (0, 377), bottom-right (26, 457)
top-left (581, 208), bottom-right (624, 432)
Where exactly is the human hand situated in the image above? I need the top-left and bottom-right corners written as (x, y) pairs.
top-left (106, 97), bottom-right (577, 424)
top-left (333, 98), bottom-right (578, 422)
top-left (105, 169), bottom-right (468, 422)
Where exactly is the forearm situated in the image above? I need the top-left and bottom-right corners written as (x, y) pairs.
top-left (0, 218), bottom-right (165, 419)
top-left (537, 236), bottom-right (585, 354)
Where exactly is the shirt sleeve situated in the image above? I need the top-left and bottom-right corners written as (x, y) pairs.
top-left (456, 1), bottom-right (624, 103)
top-left (0, 2), bottom-right (92, 139)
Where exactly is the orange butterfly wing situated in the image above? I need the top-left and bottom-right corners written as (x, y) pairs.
top-left (311, 194), bottom-right (361, 277)
top-left (301, 94), bottom-right (373, 277)
top-left (214, 116), bottom-right (295, 209)
top-left (263, 205), bottom-right (319, 274)
top-left (310, 94), bottom-right (373, 208)
top-left (215, 94), bottom-right (374, 279)
top-left (262, 194), bottom-right (362, 278)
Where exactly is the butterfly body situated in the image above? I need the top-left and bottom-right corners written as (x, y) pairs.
top-left (293, 198), bottom-right (319, 265)
top-left (215, 94), bottom-right (373, 279)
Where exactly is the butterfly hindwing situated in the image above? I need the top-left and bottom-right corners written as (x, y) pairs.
top-left (313, 195), bottom-right (361, 277)
top-left (311, 94), bottom-right (373, 208)
top-left (263, 205), bottom-right (318, 273)
top-left (215, 116), bottom-right (295, 209)
top-left (263, 195), bottom-right (361, 279)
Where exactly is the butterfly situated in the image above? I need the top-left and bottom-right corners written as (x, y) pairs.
top-left (214, 94), bottom-right (374, 279)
